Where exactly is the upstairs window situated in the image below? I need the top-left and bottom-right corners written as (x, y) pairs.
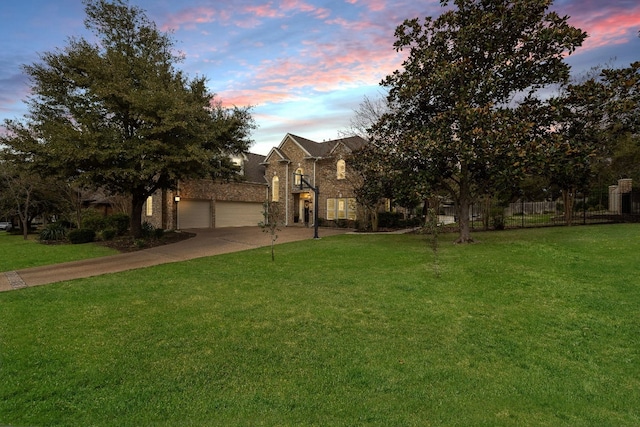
top-left (337, 159), bottom-right (346, 180)
top-left (272, 176), bottom-right (279, 202)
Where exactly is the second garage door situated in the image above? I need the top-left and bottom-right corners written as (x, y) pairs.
top-left (178, 200), bottom-right (211, 229)
top-left (215, 201), bottom-right (264, 227)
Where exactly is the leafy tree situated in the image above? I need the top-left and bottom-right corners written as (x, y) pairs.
top-left (373, 0), bottom-right (586, 243)
top-left (347, 144), bottom-right (395, 231)
top-left (601, 61), bottom-right (640, 183)
top-left (545, 79), bottom-right (606, 225)
top-left (0, 0), bottom-right (254, 237)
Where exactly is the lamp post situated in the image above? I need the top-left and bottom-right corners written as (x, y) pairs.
top-left (174, 195), bottom-right (180, 229)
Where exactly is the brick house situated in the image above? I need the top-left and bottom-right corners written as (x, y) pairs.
top-left (144, 133), bottom-right (367, 229)
top-left (263, 133), bottom-right (366, 226)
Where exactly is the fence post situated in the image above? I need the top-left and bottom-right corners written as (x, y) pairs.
top-left (521, 199), bottom-right (525, 228)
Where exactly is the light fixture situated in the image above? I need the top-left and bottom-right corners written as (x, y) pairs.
top-left (174, 196), bottom-right (181, 202)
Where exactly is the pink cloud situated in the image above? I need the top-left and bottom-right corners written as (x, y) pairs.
top-left (346, 0), bottom-right (386, 12)
top-left (160, 7), bottom-right (229, 31)
top-left (562, 4), bottom-right (640, 53)
top-left (244, 3), bottom-right (281, 18)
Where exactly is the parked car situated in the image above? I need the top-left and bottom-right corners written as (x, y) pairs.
top-left (0, 222), bottom-right (13, 231)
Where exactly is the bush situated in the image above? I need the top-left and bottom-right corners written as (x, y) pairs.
top-left (106, 213), bottom-right (130, 235)
top-left (39, 223), bottom-right (67, 242)
top-left (82, 210), bottom-right (107, 232)
top-left (153, 228), bottom-right (165, 239)
top-left (68, 229), bottom-right (96, 244)
top-left (141, 221), bottom-right (155, 238)
top-left (100, 228), bottom-right (117, 241)
top-left (378, 212), bottom-right (404, 229)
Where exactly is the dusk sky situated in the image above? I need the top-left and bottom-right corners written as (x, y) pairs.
top-left (1, 0), bottom-right (639, 155)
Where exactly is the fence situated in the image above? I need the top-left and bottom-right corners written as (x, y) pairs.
top-left (438, 197), bottom-right (636, 230)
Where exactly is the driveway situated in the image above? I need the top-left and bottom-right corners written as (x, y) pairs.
top-left (0, 227), bottom-right (350, 291)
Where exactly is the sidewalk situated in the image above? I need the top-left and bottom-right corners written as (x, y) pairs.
top-left (1, 227), bottom-right (350, 292)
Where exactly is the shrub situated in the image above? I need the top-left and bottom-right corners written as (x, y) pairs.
top-left (39, 223), bottom-right (67, 242)
top-left (82, 210), bottom-right (107, 232)
top-left (153, 228), bottom-right (165, 239)
top-left (106, 213), bottom-right (130, 235)
top-left (100, 228), bottom-right (117, 241)
top-left (378, 212), bottom-right (404, 229)
top-left (141, 221), bottom-right (155, 238)
top-left (68, 229), bottom-right (96, 244)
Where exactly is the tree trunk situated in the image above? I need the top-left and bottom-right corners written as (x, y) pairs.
top-left (130, 195), bottom-right (145, 238)
top-left (455, 172), bottom-right (473, 244)
top-left (562, 188), bottom-right (575, 226)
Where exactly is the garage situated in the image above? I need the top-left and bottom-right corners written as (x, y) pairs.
top-left (178, 200), bottom-right (211, 229)
top-left (215, 201), bottom-right (264, 227)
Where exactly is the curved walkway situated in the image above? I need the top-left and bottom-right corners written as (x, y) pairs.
top-left (0, 227), bottom-right (350, 292)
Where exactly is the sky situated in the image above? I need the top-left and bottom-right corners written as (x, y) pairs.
top-left (1, 0), bottom-right (639, 155)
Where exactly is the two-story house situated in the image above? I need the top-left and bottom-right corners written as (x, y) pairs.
top-left (144, 133), bottom-right (366, 229)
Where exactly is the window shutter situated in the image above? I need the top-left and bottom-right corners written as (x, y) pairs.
top-left (347, 198), bottom-right (357, 220)
top-left (326, 198), bottom-right (336, 220)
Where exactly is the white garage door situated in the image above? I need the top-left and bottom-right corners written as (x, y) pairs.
top-left (178, 200), bottom-right (211, 229)
top-left (216, 201), bottom-right (264, 227)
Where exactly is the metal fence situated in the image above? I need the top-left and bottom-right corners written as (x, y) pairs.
top-left (438, 197), bottom-right (637, 230)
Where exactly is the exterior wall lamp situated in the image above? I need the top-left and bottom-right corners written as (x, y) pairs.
top-left (174, 196), bottom-right (181, 203)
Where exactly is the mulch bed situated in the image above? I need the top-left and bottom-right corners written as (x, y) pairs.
top-left (96, 231), bottom-right (196, 253)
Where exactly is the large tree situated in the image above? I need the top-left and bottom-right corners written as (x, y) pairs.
top-left (546, 79), bottom-right (606, 225)
top-left (373, 0), bottom-right (586, 242)
top-left (1, 0), bottom-right (254, 237)
top-left (601, 61), bottom-right (640, 183)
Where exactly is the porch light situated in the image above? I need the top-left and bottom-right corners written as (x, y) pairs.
top-left (174, 196), bottom-right (181, 203)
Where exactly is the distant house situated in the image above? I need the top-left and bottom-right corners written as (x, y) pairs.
top-left (144, 133), bottom-right (367, 229)
top-left (609, 178), bottom-right (639, 215)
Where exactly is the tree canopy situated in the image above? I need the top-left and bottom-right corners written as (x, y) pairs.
top-left (371, 0), bottom-right (586, 242)
top-left (1, 0), bottom-right (255, 237)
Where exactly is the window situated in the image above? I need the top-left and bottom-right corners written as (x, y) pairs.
top-left (326, 197), bottom-right (357, 221)
top-left (294, 167), bottom-right (304, 187)
top-left (337, 159), bottom-right (346, 180)
top-left (230, 155), bottom-right (244, 175)
top-left (272, 176), bottom-right (280, 202)
top-left (145, 196), bottom-right (153, 216)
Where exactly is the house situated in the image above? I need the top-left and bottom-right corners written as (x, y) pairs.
top-left (144, 133), bottom-right (367, 229)
top-left (609, 178), bottom-right (638, 214)
top-left (263, 133), bottom-right (366, 226)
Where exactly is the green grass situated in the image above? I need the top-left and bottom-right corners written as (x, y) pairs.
top-left (1, 224), bottom-right (639, 426)
top-left (0, 232), bottom-right (118, 271)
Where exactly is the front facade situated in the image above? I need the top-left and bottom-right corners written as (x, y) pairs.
top-left (263, 134), bottom-right (366, 227)
top-left (144, 134), bottom-right (366, 229)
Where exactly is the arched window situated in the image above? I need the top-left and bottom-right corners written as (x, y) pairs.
top-left (337, 159), bottom-right (346, 180)
top-left (271, 175), bottom-right (279, 202)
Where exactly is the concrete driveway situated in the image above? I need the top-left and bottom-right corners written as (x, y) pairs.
top-left (0, 226), bottom-right (350, 291)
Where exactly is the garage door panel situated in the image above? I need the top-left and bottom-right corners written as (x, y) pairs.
top-left (216, 202), bottom-right (263, 227)
top-left (178, 200), bottom-right (211, 229)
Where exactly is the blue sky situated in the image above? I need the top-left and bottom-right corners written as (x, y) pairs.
top-left (1, 0), bottom-right (638, 154)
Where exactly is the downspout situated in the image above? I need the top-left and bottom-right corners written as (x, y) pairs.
top-left (285, 162), bottom-right (289, 226)
top-left (313, 159), bottom-right (317, 226)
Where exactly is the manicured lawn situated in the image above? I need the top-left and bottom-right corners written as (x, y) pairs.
top-left (0, 232), bottom-right (118, 271)
top-left (1, 224), bottom-right (639, 426)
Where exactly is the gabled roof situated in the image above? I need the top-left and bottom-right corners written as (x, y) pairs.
top-left (243, 152), bottom-right (267, 184)
top-left (283, 133), bottom-right (367, 159)
top-left (263, 146), bottom-right (290, 163)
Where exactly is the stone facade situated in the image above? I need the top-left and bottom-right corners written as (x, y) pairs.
top-left (145, 133), bottom-right (366, 229)
top-left (263, 134), bottom-right (366, 226)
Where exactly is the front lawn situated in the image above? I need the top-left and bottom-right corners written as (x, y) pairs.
top-left (1, 224), bottom-right (638, 426)
top-left (0, 232), bottom-right (118, 272)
